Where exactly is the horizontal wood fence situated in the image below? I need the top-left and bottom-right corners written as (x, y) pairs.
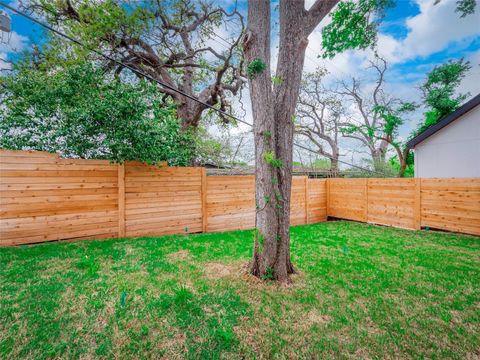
top-left (327, 178), bottom-right (480, 235)
top-left (0, 150), bottom-right (326, 245)
top-left (0, 150), bottom-right (478, 245)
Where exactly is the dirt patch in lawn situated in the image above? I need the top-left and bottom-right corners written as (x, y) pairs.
top-left (363, 317), bottom-right (384, 336)
top-left (203, 261), bottom-right (307, 291)
top-left (203, 262), bottom-right (244, 279)
top-left (306, 311), bottom-right (333, 325)
top-left (166, 250), bottom-right (191, 262)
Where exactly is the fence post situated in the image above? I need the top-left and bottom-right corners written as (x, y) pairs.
top-left (413, 178), bottom-right (421, 230)
top-left (118, 163), bottom-right (125, 237)
top-left (304, 176), bottom-right (309, 224)
top-left (326, 178), bottom-right (330, 220)
top-left (201, 167), bottom-right (207, 233)
top-left (364, 178), bottom-right (369, 223)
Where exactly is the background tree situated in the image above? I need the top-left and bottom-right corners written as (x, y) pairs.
top-left (0, 62), bottom-right (195, 165)
top-left (367, 58), bottom-right (472, 177)
top-left (415, 58), bottom-right (471, 134)
top-left (295, 68), bottom-right (344, 175)
top-left (388, 154), bottom-right (414, 177)
top-left (191, 126), bottom-right (233, 167)
top-left (438, 0), bottom-right (477, 17)
top-left (23, 0), bottom-right (245, 128)
top-left (373, 102), bottom-right (416, 177)
top-left (334, 56), bottom-right (398, 172)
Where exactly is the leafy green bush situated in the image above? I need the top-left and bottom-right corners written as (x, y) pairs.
top-left (0, 62), bottom-right (195, 165)
top-left (247, 58), bottom-right (267, 79)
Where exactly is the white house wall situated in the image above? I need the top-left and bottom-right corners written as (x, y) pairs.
top-left (414, 106), bottom-right (480, 178)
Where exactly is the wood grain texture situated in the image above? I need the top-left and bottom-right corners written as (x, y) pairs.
top-left (201, 168), bottom-right (207, 233)
top-left (307, 179), bottom-right (327, 223)
top-left (367, 178), bottom-right (416, 230)
top-left (290, 177), bottom-right (307, 226)
top-left (305, 177), bottom-right (309, 224)
top-left (328, 179), bottom-right (367, 222)
top-left (420, 178), bottom-right (480, 236)
top-left (206, 175), bottom-right (255, 232)
top-left (118, 164), bottom-right (125, 237)
top-left (124, 163), bottom-right (202, 238)
top-left (0, 150), bottom-right (119, 245)
top-left (2, 150), bottom-right (478, 245)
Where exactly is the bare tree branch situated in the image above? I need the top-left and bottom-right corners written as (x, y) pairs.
top-left (23, 0), bottom-right (246, 128)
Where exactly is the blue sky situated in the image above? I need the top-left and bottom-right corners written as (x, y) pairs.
top-left (2, 0), bottom-right (479, 99)
top-left (1, 0), bottom-right (479, 165)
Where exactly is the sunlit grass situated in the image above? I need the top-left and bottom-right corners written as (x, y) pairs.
top-left (1, 221), bottom-right (479, 359)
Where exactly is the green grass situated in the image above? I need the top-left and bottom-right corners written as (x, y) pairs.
top-left (1, 221), bottom-right (479, 359)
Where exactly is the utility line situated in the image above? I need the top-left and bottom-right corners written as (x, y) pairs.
top-left (0, 2), bottom-right (239, 123)
top-left (0, 2), bottom-right (388, 177)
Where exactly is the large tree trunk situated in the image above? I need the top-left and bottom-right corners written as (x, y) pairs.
top-left (244, 0), bottom-right (281, 280)
top-left (330, 156), bottom-right (339, 176)
top-left (329, 144), bottom-right (340, 176)
top-left (396, 147), bottom-right (409, 178)
top-left (371, 145), bottom-right (387, 172)
top-left (272, 0), bottom-right (311, 278)
top-left (246, 0), bottom-right (339, 282)
top-left (245, 0), bottom-right (308, 282)
top-left (177, 99), bottom-right (206, 129)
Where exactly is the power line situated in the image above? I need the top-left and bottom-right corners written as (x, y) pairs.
top-left (0, 2), bottom-right (388, 177)
top-left (0, 1), bottom-right (240, 124)
top-left (208, 36), bottom-right (388, 176)
top-left (305, 45), bottom-right (352, 79)
top-left (292, 141), bottom-right (387, 176)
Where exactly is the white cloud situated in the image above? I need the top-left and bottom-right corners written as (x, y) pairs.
top-left (0, 52), bottom-right (12, 70)
top-left (0, 30), bottom-right (29, 70)
top-left (306, 27), bottom-right (366, 79)
top-left (378, 0), bottom-right (480, 63)
top-left (304, 0), bottom-right (480, 79)
top-left (459, 50), bottom-right (480, 96)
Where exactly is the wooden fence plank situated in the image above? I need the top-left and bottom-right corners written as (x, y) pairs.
top-left (305, 176), bottom-right (309, 224)
top-left (420, 178), bottom-right (480, 235)
top-left (201, 168), bottom-right (207, 233)
top-left (364, 178), bottom-right (369, 222)
top-left (414, 178), bottom-right (421, 230)
top-left (1, 149), bottom-right (479, 245)
top-left (365, 178), bottom-right (416, 230)
top-left (118, 163), bottom-right (125, 237)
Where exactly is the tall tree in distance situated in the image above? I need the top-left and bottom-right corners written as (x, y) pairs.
top-left (373, 102), bottom-right (416, 177)
top-left (22, 0), bottom-right (245, 129)
top-left (295, 68), bottom-right (344, 175)
top-left (416, 59), bottom-right (471, 134)
top-left (335, 56), bottom-right (395, 171)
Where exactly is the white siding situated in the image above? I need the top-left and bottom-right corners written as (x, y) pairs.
top-left (414, 106), bottom-right (480, 178)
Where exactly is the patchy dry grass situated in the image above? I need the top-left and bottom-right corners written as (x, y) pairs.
top-left (1, 221), bottom-right (479, 359)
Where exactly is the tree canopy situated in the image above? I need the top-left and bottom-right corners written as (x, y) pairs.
top-left (23, 0), bottom-right (245, 128)
top-left (415, 59), bottom-right (471, 135)
top-left (0, 62), bottom-right (195, 165)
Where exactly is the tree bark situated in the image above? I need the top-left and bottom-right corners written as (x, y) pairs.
top-left (395, 147), bottom-right (409, 178)
top-left (330, 153), bottom-right (339, 175)
top-left (177, 99), bottom-right (206, 129)
top-left (244, 0), bottom-right (281, 279)
top-left (371, 144), bottom-right (387, 172)
top-left (246, 0), bottom-right (338, 282)
top-left (272, 0), bottom-right (311, 278)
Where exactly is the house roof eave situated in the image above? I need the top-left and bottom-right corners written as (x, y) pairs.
top-left (406, 93), bottom-right (480, 149)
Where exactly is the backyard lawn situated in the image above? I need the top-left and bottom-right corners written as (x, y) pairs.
top-left (1, 220), bottom-right (479, 359)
